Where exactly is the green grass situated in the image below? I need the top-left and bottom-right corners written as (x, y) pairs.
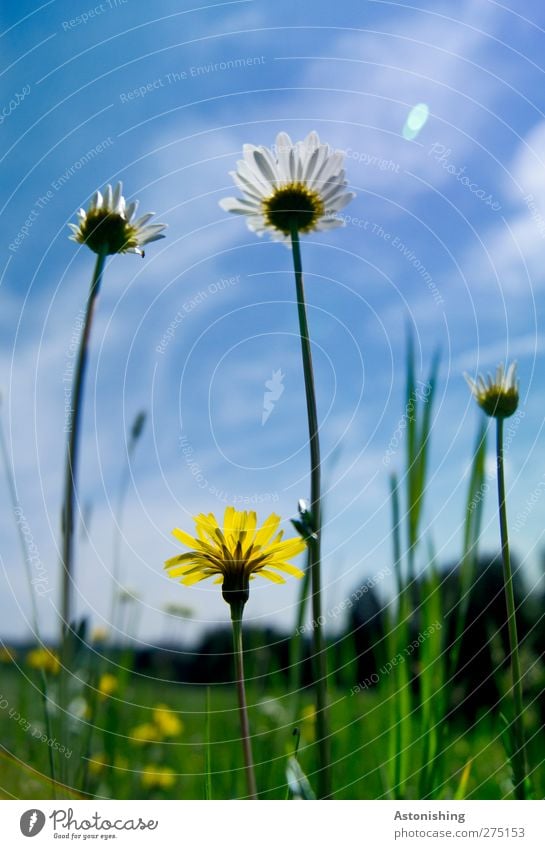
top-left (1, 663), bottom-right (542, 799)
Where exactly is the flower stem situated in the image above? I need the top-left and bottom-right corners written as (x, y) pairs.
top-left (60, 249), bottom-right (107, 635)
top-left (230, 604), bottom-right (258, 799)
top-left (496, 417), bottom-right (528, 799)
top-left (289, 222), bottom-right (331, 799)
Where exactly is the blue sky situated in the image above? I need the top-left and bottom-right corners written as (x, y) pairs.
top-left (2, 0), bottom-right (545, 643)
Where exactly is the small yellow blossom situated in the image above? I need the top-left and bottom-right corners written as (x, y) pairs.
top-left (153, 704), bottom-right (184, 737)
top-left (88, 753), bottom-right (108, 777)
top-left (130, 723), bottom-right (162, 744)
top-left (140, 764), bottom-right (176, 790)
top-left (26, 647), bottom-right (61, 676)
top-left (98, 674), bottom-right (118, 699)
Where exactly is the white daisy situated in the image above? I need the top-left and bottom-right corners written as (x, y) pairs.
top-left (68, 182), bottom-right (167, 256)
top-left (464, 361), bottom-right (519, 418)
top-left (219, 131), bottom-right (355, 241)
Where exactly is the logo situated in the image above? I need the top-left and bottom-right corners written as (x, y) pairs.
top-left (20, 809), bottom-right (45, 837)
top-left (262, 368), bottom-right (285, 425)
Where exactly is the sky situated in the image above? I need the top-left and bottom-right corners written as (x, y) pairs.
top-left (1, 0), bottom-right (545, 645)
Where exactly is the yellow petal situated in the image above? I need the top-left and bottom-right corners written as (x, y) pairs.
top-left (172, 528), bottom-right (199, 549)
top-left (266, 560), bottom-right (305, 579)
top-left (166, 563), bottom-right (201, 578)
top-left (194, 513), bottom-right (220, 543)
top-left (266, 537), bottom-right (307, 559)
top-left (258, 569), bottom-right (285, 584)
top-left (253, 513), bottom-right (281, 548)
top-left (164, 553), bottom-right (197, 568)
top-left (181, 571), bottom-right (211, 586)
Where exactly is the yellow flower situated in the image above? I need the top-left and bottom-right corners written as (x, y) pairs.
top-left (88, 753), bottom-right (108, 777)
top-left (165, 507), bottom-right (306, 608)
top-left (130, 723), bottom-right (162, 744)
top-left (153, 704), bottom-right (184, 737)
top-left (98, 674), bottom-right (118, 699)
top-left (465, 362), bottom-right (519, 419)
top-left (0, 646), bottom-right (16, 663)
top-left (68, 182), bottom-right (166, 256)
top-left (26, 647), bottom-right (61, 675)
top-left (140, 764), bottom-right (176, 790)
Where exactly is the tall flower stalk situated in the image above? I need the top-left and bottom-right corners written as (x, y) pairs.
top-left (465, 362), bottom-right (529, 798)
top-left (60, 247), bottom-right (106, 632)
top-left (220, 131), bottom-right (354, 798)
top-left (164, 507), bottom-right (306, 799)
top-left (61, 184), bottom-right (165, 634)
top-left (289, 223), bottom-right (330, 796)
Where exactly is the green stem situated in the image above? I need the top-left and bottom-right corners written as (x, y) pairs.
top-left (496, 417), bottom-right (528, 799)
top-left (289, 222), bottom-right (331, 799)
top-left (60, 249), bottom-right (107, 635)
top-left (230, 604), bottom-right (257, 799)
top-left (289, 556), bottom-right (311, 703)
top-left (109, 440), bottom-right (137, 638)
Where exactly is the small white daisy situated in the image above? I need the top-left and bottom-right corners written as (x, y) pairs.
top-left (219, 131), bottom-right (355, 242)
top-left (68, 182), bottom-right (167, 256)
top-left (464, 361), bottom-right (519, 418)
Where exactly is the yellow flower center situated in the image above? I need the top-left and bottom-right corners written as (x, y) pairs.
top-left (477, 387), bottom-right (519, 418)
top-left (78, 209), bottom-right (139, 255)
top-left (262, 182), bottom-right (325, 235)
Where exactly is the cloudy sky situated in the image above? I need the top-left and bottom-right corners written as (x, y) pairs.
top-left (1, 0), bottom-right (545, 644)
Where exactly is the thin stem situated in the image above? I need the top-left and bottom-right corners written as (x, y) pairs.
top-left (289, 222), bottom-right (331, 799)
top-left (60, 249), bottom-right (107, 635)
top-left (230, 605), bottom-right (257, 799)
top-left (496, 417), bottom-right (528, 799)
top-left (109, 441), bottom-right (136, 637)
